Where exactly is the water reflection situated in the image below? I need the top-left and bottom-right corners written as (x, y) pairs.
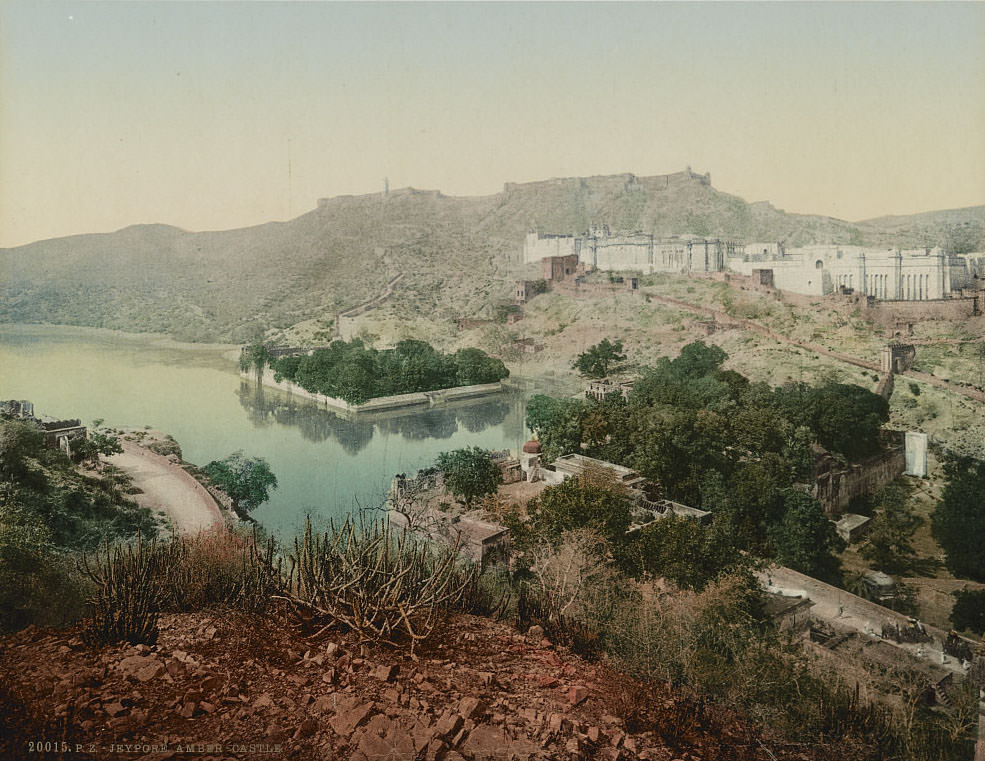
top-left (236, 381), bottom-right (512, 453)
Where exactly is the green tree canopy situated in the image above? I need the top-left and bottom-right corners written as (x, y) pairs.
top-left (932, 456), bottom-right (985, 581)
top-left (672, 340), bottom-right (728, 380)
top-left (203, 451), bottom-right (278, 519)
top-left (950, 589), bottom-right (985, 635)
top-left (775, 382), bottom-right (889, 462)
top-left (525, 395), bottom-right (586, 462)
top-left (768, 489), bottom-right (845, 584)
top-left (436, 446), bottom-right (503, 509)
top-left (573, 339), bottom-right (627, 378)
top-left (523, 477), bottom-right (633, 548)
top-left (69, 431), bottom-right (123, 467)
top-left (860, 481), bottom-right (922, 575)
top-left (0, 420), bottom-right (45, 482)
top-left (618, 515), bottom-right (744, 591)
top-left (240, 342), bottom-right (271, 381)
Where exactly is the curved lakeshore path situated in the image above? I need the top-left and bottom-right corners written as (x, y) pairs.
top-left (106, 441), bottom-right (224, 533)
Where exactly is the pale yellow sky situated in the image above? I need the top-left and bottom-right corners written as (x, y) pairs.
top-left (1, 2), bottom-right (983, 248)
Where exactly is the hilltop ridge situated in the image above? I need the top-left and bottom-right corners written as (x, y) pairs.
top-left (1, 170), bottom-right (982, 342)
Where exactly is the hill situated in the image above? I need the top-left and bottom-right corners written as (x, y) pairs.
top-left (0, 609), bottom-right (902, 761)
top-left (1, 170), bottom-right (982, 342)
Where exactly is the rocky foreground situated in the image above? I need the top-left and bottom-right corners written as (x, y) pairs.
top-left (0, 611), bottom-right (819, 761)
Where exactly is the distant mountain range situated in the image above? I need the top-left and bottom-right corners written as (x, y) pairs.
top-left (2, 170), bottom-right (982, 342)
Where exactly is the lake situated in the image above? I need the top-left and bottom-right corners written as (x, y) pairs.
top-left (0, 325), bottom-right (544, 539)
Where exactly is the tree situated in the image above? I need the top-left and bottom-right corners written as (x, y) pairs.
top-left (767, 489), bottom-right (845, 584)
top-left (619, 515), bottom-right (743, 591)
top-left (0, 420), bottom-right (45, 481)
top-left (783, 383), bottom-right (889, 462)
top-left (452, 348), bottom-right (509, 386)
top-left (524, 476), bottom-right (632, 547)
top-left (528, 528), bottom-right (611, 620)
top-left (525, 395), bottom-right (585, 462)
top-left (573, 339), bottom-right (627, 378)
top-left (203, 451), bottom-right (278, 519)
top-left (860, 482), bottom-right (921, 575)
top-left (436, 447), bottom-right (502, 509)
top-left (240, 342), bottom-right (271, 382)
top-left (950, 589), bottom-right (985, 635)
top-left (932, 456), bottom-right (985, 581)
top-left (69, 431), bottom-right (123, 467)
top-left (672, 340), bottom-right (727, 380)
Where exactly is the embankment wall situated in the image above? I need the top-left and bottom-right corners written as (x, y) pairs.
top-left (245, 369), bottom-right (503, 414)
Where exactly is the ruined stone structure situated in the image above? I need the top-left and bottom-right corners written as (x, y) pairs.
top-left (514, 280), bottom-right (537, 304)
top-left (585, 379), bottom-right (634, 402)
top-left (0, 399), bottom-right (34, 419)
top-left (490, 450), bottom-right (522, 484)
top-left (834, 513), bottom-right (872, 543)
top-left (1, 400), bottom-right (86, 453)
top-left (541, 254), bottom-right (579, 282)
top-left (812, 440), bottom-right (906, 516)
top-left (631, 496), bottom-right (712, 524)
top-left (40, 419), bottom-right (88, 452)
top-left (880, 343), bottom-right (916, 374)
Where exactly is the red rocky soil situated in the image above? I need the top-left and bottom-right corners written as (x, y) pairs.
top-left (0, 611), bottom-right (818, 761)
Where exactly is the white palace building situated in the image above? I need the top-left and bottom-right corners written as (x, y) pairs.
top-left (523, 227), bottom-right (983, 302)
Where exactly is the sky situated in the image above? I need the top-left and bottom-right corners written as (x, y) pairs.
top-left (1, 1), bottom-right (983, 248)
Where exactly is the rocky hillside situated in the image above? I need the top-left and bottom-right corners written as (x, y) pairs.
top-left (0, 610), bottom-right (844, 761)
top-left (2, 171), bottom-right (982, 342)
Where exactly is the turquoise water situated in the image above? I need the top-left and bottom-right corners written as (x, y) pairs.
top-left (0, 326), bottom-right (533, 539)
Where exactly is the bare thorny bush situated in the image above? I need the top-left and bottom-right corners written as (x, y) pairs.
top-left (516, 529), bottom-right (613, 658)
top-left (527, 528), bottom-right (611, 621)
top-left (77, 519), bottom-right (481, 651)
top-left (262, 516), bottom-right (480, 650)
top-left (78, 527), bottom-right (269, 646)
top-left (79, 534), bottom-right (163, 646)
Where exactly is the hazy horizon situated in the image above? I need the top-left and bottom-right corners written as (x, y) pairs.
top-left (2, 1), bottom-right (983, 248)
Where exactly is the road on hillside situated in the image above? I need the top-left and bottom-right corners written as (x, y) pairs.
top-left (107, 442), bottom-right (224, 533)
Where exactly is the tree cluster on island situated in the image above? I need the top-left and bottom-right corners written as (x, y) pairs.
top-left (266, 338), bottom-right (509, 405)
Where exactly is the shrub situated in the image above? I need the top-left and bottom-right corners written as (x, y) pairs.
top-left (156, 526), bottom-right (254, 612)
top-left (281, 517), bottom-right (477, 650)
top-left (79, 535), bottom-right (163, 646)
top-left (0, 517), bottom-right (89, 633)
top-left (436, 446), bottom-right (502, 509)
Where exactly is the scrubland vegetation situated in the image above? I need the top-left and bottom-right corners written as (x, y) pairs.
top-left (1, 404), bottom-right (981, 758)
top-left (0, 418), bottom-right (157, 632)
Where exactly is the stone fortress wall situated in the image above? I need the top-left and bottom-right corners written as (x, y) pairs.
top-left (524, 226), bottom-right (738, 275)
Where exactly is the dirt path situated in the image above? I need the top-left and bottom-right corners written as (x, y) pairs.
top-left (107, 442), bottom-right (224, 533)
